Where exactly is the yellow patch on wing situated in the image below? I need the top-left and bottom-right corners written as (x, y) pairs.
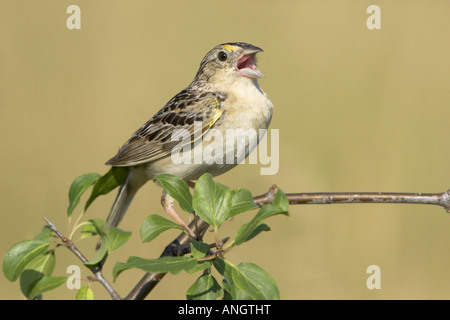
top-left (210, 100), bottom-right (222, 125)
top-left (202, 98), bottom-right (222, 132)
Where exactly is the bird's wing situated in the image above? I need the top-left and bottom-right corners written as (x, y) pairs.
top-left (106, 90), bottom-right (225, 166)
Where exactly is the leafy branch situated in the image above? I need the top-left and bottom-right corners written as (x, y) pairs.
top-left (42, 217), bottom-right (120, 300)
top-left (124, 185), bottom-right (450, 299)
top-left (2, 166), bottom-right (449, 300)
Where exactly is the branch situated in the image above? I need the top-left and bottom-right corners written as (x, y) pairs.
top-left (125, 216), bottom-right (209, 300)
top-left (43, 217), bottom-right (121, 300)
top-left (125, 187), bottom-right (450, 300)
top-left (256, 188), bottom-right (450, 212)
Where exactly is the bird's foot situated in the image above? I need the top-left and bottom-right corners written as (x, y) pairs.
top-left (161, 191), bottom-right (197, 238)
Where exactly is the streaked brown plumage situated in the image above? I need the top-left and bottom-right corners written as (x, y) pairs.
top-left (105, 42), bottom-right (273, 235)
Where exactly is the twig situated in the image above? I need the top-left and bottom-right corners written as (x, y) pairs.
top-left (174, 237), bottom-right (230, 255)
top-left (125, 187), bottom-right (450, 300)
top-left (283, 190), bottom-right (450, 212)
top-left (255, 187), bottom-right (450, 212)
top-left (43, 216), bottom-right (121, 300)
top-left (125, 216), bottom-right (209, 300)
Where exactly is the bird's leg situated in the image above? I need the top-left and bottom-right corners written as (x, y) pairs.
top-left (186, 180), bottom-right (195, 189)
top-left (161, 190), bottom-right (196, 238)
top-left (186, 181), bottom-right (195, 222)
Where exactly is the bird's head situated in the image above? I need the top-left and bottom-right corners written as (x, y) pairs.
top-left (193, 42), bottom-right (264, 86)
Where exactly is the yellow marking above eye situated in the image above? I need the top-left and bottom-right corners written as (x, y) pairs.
top-left (222, 44), bottom-right (235, 51)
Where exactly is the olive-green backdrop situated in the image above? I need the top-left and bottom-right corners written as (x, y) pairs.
top-left (1, 0), bottom-right (449, 299)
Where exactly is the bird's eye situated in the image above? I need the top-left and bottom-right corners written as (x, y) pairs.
top-left (218, 51), bottom-right (228, 62)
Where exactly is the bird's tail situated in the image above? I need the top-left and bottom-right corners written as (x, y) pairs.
top-left (96, 172), bottom-right (144, 250)
top-left (105, 173), bottom-right (141, 228)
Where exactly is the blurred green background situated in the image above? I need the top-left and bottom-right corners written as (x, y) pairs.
top-left (1, 0), bottom-right (449, 300)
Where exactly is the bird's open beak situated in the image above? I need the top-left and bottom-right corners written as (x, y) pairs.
top-left (236, 45), bottom-right (264, 79)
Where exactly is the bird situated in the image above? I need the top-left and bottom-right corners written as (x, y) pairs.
top-left (104, 42), bottom-right (273, 237)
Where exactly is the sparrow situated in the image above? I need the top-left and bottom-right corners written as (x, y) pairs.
top-left (105, 42), bottom-right (273, 237)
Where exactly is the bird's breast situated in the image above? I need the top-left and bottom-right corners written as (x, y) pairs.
top-left (219, 78), bottom-right (273, 132)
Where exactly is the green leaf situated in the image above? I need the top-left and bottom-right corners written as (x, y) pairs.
top-left (76, 285), bottom-right (95, 300)
top-left (221, 278), bottom-right (234, 300)
top-left (234, 221), bottom-right (263, 246)
top-left (273, 188), bottom-right (289, 211)
top-left (106, 227), bottom-right (132, 252)
top-left (67, 172), bottom-right (101, 217)
top-left (87, 219), bottom-right (106, 237)
top-left (184, 260), bottom-right (212, 275)
top-left (20, 251), bottom-right (56, 299)
top-left (26, 250), bottom-right (55, 276)
top-left (186, 273), bottom-right (223, 300)
top-left (20, 270), bottom-right (44, 299)
top-left (190, 240), bottom-right (210, 258)
top-left (3, 240), bottom-right (50, 282)
top-left (85, 243), bottom-right (108, 267)
top-left (156, 174), bottom-right (193, 213)
top-left (236, 222), bottom-right (271, 245)
top-left (213, 258), bottom-right (233, 283)
top-left (85, 167), bottom-right (128, 211)
top-left (193, 173), bottom-right (232, 228)
top-left (228, 282), bottom-right (253, 300)
top-left (34, 225), bottom-right (54, 242)
top-left (113, 256), bottom-right (197, 281)
top-left (229, 188), bottom-right (258, 217)
top-left (80, 222), bottom-right (98, 240)
top-left (213, 258), bottom-right (251, 300)
top-left (222, 278), bottom-right (231, 292)
top-left (233, 192), bottom-right (288, 246)
top-left (84, 220), bottom-right (131, 266)
top-left (84, 220), bottom-right (108, 267)
top-left (231, 263), bottom-right (280, 300)
top-left (27, 276), bottom-right (67, 300)
top-left (253, 204), bottom-right (288, 222)
top-left (184, 240), bottom-right (212, 274)
top-left (140, 214), bottom-right (183, 243)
